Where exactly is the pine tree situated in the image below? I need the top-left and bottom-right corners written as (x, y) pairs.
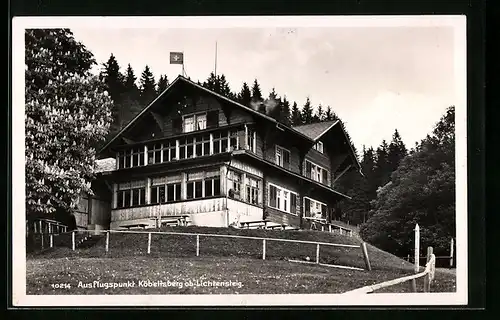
top-left (139, 65), bottom-right (156, 106)
top-left (280, 96), bottom-right (292, 126)
top-left (203, 72), bottom-right (218, 92)
top-left (157, 74), bottom-right (170, 94)
top-left (25, 29), bottom-right (113, 227)
top-left (290, 102), bottom-right (302, 126)
top-left (251, 79), bottom-right (263, 102)
top-left (99, 53), bottom-right (124, 104)
top-left (314, 104), bottom-right (325, 123)
top-left (387, 129), bottom-right (407, 173)
top-left (123, 64), bottom-right (139, 100)
top-left (301, 97), bottom-right (314, 124)
top-left (237, 82), bottom-right (252, 107)
top-left (325, 106), bottom-right (333, 121)
top-left (373, 139), bottom-right (391, 189)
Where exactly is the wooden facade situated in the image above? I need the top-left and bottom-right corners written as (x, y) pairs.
top-left (89, 76), bottom-right (361, 230)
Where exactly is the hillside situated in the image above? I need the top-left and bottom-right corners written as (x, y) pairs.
top-left (26, 226), bottom-right (456, 295)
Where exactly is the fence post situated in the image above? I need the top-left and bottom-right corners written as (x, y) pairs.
top-left (41, 233), bottom-right (44, 249)
top-left (316, 243), bottom-right (320, 264)
top-left (411, 224), bottom-right (420, 292)
top-left (361, 242), bottom-right (372, 271)
top-left (50, 234), bottom-right (53, 248)
top-left (147, 232), bottom-right (152, 254)
top-left (262, 239), bottom-right (266, 260)
top-left (450, 238), bottom-right (454, 268)
top-left (195, 234), bottom-right (200, 256)
top-left (423, 246), bottom-right (433, 292)
top-left (71, 231), bottom-right (75, 251)
top-left (105, 231), bottom-right (109, 253)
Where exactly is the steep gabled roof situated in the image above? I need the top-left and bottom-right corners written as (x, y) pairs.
top-left (97, 75), bottom-right (361, 173)
top-left (292, 120), bottom-right (339, 141)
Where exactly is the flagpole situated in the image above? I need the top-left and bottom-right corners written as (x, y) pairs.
top-left (214, 41), bottom-right (218, 77)
top-left (182, 51), bottom-right (185, 77)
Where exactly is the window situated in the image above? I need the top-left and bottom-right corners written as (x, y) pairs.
top-left (162, 140), bottom-right (177, 162)
top-left (228, 170), bottom-right (243, 200)
top-left (246, 128), bottom-right (256, 153)
top-left (147, 143), bottom-right (162, 165)
top-left (245, 176), bottom-right (260, 205)
top-left (150, 175), bottom-right (181, 204)
top-left (116, 180), bottom-right (146, 208)
top-left (304, 197), bottom-right (327, 219)
top-left (213, 131), bottom-right (228, 154)
top-left (313, 141), bottom-right (324, 153)
top-left (117, 148), bottom-right (145, 169)
top-left (183, 115), bottom-right (195, 133)
top-left (229, 130), bottom-right (239, 151)
top-left (275, 146), bottom-right (291, 169)
top-left (186, 170), bottom-right (220, 200)
top-left (194, 134), bottom-right (210, 157)
top-left (179, 138), bottom-right (194, 159)
top-left (305, 160), bottom-right (329, 184)
top-left (268, 183), bottom-right (298, 214)
top-left (183, 113), bottom-right (207, 133)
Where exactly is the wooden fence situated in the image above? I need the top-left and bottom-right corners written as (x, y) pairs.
top-left (40, 229), bottom-right (373, 271)
top-left (343, 247), bottom-right (436, 294)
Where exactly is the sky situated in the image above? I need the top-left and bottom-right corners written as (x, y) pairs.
top-left (64, 17), bottom-right (464, 153)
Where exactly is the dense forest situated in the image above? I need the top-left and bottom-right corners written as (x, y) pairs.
top-left (26, 29), bottom-right (455, 257)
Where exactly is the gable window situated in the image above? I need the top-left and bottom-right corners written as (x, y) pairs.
top-left (305, 160), bottom-right (329, 184)
top-left (275, 146), bottom-right (291, 169)
top-left (246, 128), bottom-right (256, 153)
top-left (304, 197), bottom-right (327, 219)
top-left (313, 141), bottom-right (324, 153)
top-left (268, 183), bottom-right (298, 215)
top-left (183, 112), bottom-right (207, 133)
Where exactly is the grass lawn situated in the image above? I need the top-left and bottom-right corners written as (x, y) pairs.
top-left (26, 226), bottom-right (456, 295)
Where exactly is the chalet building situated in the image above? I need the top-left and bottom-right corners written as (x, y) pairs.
top-left (86, 75), bottom-right (361, 230)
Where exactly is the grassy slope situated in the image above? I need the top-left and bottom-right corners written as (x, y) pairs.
top-left (26, 226), bottom-right (456, 295)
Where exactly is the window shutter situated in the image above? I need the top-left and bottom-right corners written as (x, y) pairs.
top-left (283, 150), bottom-right (290, 170)
top-left (305, 161), bottom-right (312, 178)
top-left (269, 185), bottom-right (277, 207)
top-left (172, 117), bottom-right (182, 134)
top-left (304, 198), bottom-right (311, 217)
top-left (322, 169), bottom-right (328, 185)
top-left (290, 193), bottom-right (297, 214)
top-left (206, 110), bottom-right (219, 128)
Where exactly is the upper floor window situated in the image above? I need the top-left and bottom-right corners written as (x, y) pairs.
top-left (268, 183), bottom-right (297, 215)
top-left (313, 141), bottom-right (324, 153)
top-left (246, 128), bottom-right (256, 153)
top-left (183, 112), bottom-right (207, 133)
top-left (305, 160), bottom-right (329, 184)
top-left (117, 147), bottom-right (145, 169)
top-left (275, 145), bottom-right (291, 169)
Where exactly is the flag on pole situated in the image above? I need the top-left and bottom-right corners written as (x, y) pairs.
top-left (170, 52), bottom-right (184, 64)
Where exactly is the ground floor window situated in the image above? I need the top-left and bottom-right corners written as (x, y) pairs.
top-left (304, 197), bottom-right (328, 219)
top-left (186, 170), bottom-right (221, 200)
top-left (268, 183), bottom-right (298, 214)
top-left (150, 174), bottom-right (182, 204)
top-left (245, 176), bottom-right (260, 205)
top-left (117, 180), bottom-right (146, 208)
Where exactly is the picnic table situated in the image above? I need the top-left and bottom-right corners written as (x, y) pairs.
top-left (239, 220), bottom-right (271, 229)
top-left (154, 215), bottom-right (190, 227)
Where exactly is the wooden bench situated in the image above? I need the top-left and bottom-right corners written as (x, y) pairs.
top-left (119, 223), bottom-right (149, 230)
top-left (155, 215), bottom-right (190, 227)
top-left (239, 220), bottom-right (272, 229)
